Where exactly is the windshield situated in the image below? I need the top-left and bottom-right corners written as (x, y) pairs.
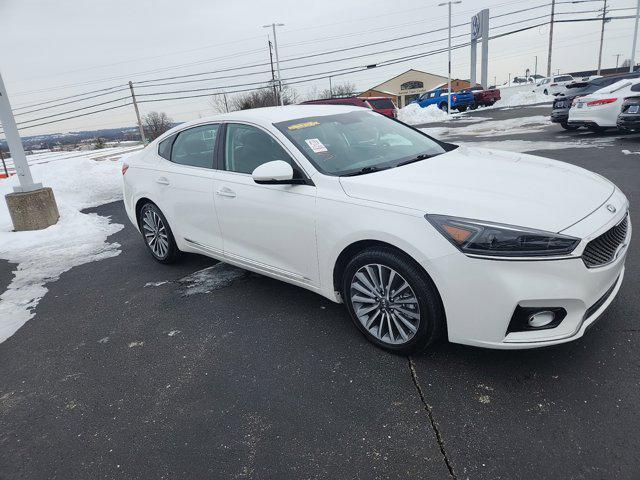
top-left (595, 80), bottom-right (633, 94)
top-left (274, 110), bottom-right (449, 176)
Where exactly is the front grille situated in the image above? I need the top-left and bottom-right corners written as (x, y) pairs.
top-left (582, 214), bottom-right (629, 268)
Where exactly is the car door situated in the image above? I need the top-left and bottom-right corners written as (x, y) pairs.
top-left (154, 123), bottom-right (223, 255)
top-left (212, 122), bottom-right (319, 286)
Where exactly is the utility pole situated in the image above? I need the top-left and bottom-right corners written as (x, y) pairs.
top-left (0, 69), bottom-right (59, 231)
top-left (263, 23), bottom-right (284, 106)
top-left (0, 149), bottom-right (8, 178)
top-left (267, 40), bottom-right (278, 105)
top-left (597, 0), bottom-right (608, 75)
top-left (223, 91), bottom-right (229, 113)
top-left (329, 76), bottom-right (333, 98)
top-left (546, 0), bottom-right (556, 77)
top-left (534, 55), bottom-right (538, 77)
top-left (128, 81), bottom-right (147, 144)
top-left (614, 53), bottom-right (621, 69)
top-left (630, 0), bottom-right (640, 72)
top-left (439, 0), bottom-right (462, 115)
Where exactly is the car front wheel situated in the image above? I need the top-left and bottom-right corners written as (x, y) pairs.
top-left (560, 122), bottom-right (579, 131)
top-left (342, 247), bottom-right (445, 354)
top-left (138, 202), bottom-right (181, 264)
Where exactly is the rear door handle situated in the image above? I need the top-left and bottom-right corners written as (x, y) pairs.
top-left (156, 177), bottom-right (170, 185)
top-left (216, 187), bottom-right (236, 198)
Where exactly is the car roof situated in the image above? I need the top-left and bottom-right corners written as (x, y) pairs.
top-left (156, 105), bottom-right (367, 141)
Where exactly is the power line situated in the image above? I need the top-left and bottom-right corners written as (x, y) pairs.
top-left (16, 96), bottom-right (131, 126)
top-left (12, 84), bottom-right (128, 111)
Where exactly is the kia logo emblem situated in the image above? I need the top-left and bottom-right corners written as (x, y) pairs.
top-left (607, 204), bottom-right (617, 213)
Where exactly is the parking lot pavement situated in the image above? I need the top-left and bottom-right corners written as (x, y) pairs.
top-left (1, 105), bottom-right (639, 479)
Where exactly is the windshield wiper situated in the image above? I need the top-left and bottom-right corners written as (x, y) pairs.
top-left (341, 166), bottom-right (384, 176)
top-left (396, 153), bottom-right (432, 167)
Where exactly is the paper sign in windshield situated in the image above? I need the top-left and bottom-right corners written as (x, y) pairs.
top-left (305, 138), bottom-right (328, 153)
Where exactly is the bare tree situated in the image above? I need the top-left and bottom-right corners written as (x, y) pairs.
top-left (229, 87), bottom-right (298, 111)
top-left (143, 111), bottom-right (173, 140)
top-left (306, 81), bottom-right (358, 100)
top-left (210, 92), bottom-right (230, 113)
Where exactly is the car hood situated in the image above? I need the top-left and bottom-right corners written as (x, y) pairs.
top-left (339, 146), bottom-right (614, 233)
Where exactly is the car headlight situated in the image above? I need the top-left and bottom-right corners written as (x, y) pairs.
top-left (426, 214), bottom-right (580, 258)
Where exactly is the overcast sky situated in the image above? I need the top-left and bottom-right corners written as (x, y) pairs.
top-left (1, 0), bottom-right (639, 137)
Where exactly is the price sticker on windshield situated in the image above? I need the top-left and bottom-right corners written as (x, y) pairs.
top-left (305, 138), bottom-right (328, 153)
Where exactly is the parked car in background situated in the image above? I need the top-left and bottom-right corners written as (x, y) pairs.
top-left (551, 72), bottom-right (640, 129)
top-left (413, 87), bottom-right (475, 112)
top-left (122, 104), bottom-right (630, 353)
top-left (568, 78), bottom-right (640, 131)
top-left (467, 86), bottom-right (501, 108)
top-left (617, 96), bottom-right (640, 131)
top-left (577, 75), bottom-right (603, 82)
top-left (361, 97), bottom-right (398, 118)
top-left (535, 75), bottom-right (575, 95)
top-left (300, 96), bottom-right (398, 118)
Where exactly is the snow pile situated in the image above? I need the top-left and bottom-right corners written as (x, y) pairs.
top-left (493, 90), bottom-right (551, 108)
top-left (398, 103), bottom-right (448, 125)
top-left (0, 154), bottom-right (129, 342)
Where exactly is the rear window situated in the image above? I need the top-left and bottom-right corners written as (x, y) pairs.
top-left (555, 76), bottom-right (573, 82)
top-left (367, 98), bottom-right (395, 109)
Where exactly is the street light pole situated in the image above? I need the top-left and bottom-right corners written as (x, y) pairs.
top-left (263, 23), bottom-right (285, 106)
top-left (439, 0), bottom-right (461, 115)
top-left (546, 0), bottom-right (556, 77)
top-left (631, 0), bottom-right (640, 72)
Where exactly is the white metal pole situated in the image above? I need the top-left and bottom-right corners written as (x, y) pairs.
top-left (0, 70), bottom-right (41, 193)
top-left (271, 23), bottom-right (284, 106)
top-left (631, 0), bottom-right (640, 72)
top-left (597, 0), bottom-right (607, 75)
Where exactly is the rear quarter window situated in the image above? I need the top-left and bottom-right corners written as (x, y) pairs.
top-left (367, 98), bottom-right (395, 109)
top-left (158, 134), bottom-right (176, 160)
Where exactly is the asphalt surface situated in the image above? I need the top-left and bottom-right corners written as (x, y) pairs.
top-left (1, 104), bottom-right (639, 479)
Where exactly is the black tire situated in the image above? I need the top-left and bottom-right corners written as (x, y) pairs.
top-left (470, 103), bottom-right (478, 110)
top-left (543, 89), bottom-right (548, 95)
top-left (457, 106), bottom-right (467, 112)
top-left (138, 202), bottom-right (181, 264)
top-left (342, 247), bottom-right (445, 355)
top-left (560, 122), bottom-right (579, 131)
top-left (439, 102), bottom-right (448, 112)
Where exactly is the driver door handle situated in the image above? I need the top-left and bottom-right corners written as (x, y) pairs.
top-left (216, 187), bottom-right (236, 198)
top-left (156, 177), bottom-right (170, 185)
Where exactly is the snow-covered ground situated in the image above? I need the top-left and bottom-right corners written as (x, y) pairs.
top-left (0, 146), bottom-right (139, 342)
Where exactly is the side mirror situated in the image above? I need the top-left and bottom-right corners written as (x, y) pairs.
top-left (252, 160), bottom-right (294, 184)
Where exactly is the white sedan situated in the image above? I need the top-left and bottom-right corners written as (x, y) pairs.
top-left (535, 74), bottom-right (575, 95)
top-left (568, 79), bottom-right (640, 131)
top-left (122, 105), bottom-right (630, 353)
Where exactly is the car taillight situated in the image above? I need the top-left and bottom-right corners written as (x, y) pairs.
top-left (452, 95), bottom-right (457, 101)
top-left (586, 98), bottom-right (617, 107)
top-left (122, 163), bottom-right (129, 175)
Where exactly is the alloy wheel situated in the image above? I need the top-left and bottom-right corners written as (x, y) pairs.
top-left (141, 208), bottom-right (169, 259)
top-left (349, 264), bottom-right (421, 345)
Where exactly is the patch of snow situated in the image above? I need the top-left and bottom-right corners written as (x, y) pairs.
top-left (492, 90), bottom-right (551, 109)
top-left (397, 104), bottom-right (448, 125)
top-left (145, 280), bottom-right (169, 287)
top-left (456, 137), bottom-right (614, 153)
top-left (98, 336), bottom-right (110, 344)
top-left (621, 149), bottom-right (640, 155)
top-left (128, 341), bottom-right (144, 348)
top-left (167, 330), bottom-right (180, 337)
top-left (178, 263), bottom-right (247, 296)
top-left (0, 154), bottom-right (127, 343)
top-left (423, 115), bottom-right (552, 138)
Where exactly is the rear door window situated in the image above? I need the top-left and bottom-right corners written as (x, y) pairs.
top-left (170, 124), bottom-right (219, 169)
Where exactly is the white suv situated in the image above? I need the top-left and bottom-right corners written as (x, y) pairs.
top-left (536, 75), bottom-right (575, 95)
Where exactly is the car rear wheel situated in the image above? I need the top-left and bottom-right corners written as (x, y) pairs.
top-left (457, 106), bottom-right (467, 112)
top-left (543, 89), bottom-right (549, 95)
top-left (138, 203), bottom-right (181, 264)
top-left (560, 122), bottom-right (579, 131)
top-left (342, 247), bottom-right (445, 355)
top-left (470, 103), bottom-right (478, 110)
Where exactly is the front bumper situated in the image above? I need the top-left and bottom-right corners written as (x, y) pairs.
top-left (428, 193), bottom-right (630, 349)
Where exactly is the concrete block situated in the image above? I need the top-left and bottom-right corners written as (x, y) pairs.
top-left (5, 187), bottom-right (60, 231)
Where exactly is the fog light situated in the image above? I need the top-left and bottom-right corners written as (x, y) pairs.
top-left (527, 311), bottom-right (555, 328)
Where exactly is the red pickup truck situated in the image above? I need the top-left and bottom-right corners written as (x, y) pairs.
top-left (468, 86), bottom-right (501, 108)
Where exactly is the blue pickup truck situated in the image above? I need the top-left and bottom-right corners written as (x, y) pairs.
top-left (412, 88), bottom-right (475, 112)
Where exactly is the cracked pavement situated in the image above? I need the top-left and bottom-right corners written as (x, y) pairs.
top-left (1, 105), bottom-right (639, 479)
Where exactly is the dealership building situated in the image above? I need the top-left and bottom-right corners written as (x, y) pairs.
top-left (359, 69), bottom-right (473, 108)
